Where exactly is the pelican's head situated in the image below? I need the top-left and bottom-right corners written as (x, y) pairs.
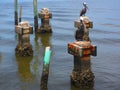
top-left (83, 2), bottom-right (87, 6)
top-left (83, 2), bottom-right (88, 9)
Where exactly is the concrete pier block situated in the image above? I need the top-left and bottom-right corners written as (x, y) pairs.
top-left (38, 8), bottom-right (52, 33)
top-left (68, 41), bottom-right (97, 88)
top-left (15, 21), bottom-right (33, 56)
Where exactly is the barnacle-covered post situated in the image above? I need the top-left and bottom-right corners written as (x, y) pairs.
top-left (14, 0), bottom-right (18, 25)
top-left (68, 41), bottom-right (97, 88)
top-left (68, 16), bottom-right (96, 88)
top-left (38, 8), bottom-right (52, 33)
top-left (15, 21), bottom-right (33, 56)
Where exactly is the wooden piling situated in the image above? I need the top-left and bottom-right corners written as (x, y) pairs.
top-left (19, 5), bottom-right (22, 22)
top-left (14, 0), bottom-right (18, 25)
top-left (38, 8), bottom-right (52, 33)
top-left (33, 0), bottom-right (38, 32)
top-left (41, 47), bottom-right (51, 89)
top-left (15, 21), bottom-right (33, 56)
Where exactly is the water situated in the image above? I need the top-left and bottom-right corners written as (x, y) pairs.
top-left (0, 0), bottom-right (120, 90)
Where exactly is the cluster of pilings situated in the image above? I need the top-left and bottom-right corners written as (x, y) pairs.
top-left (14, 0), bottom-right (97, 89)
top-left (14, 0), bottom-right (52, 89)
top-left (14, 0), bottom-right (52, 57)
top-left (68, 16), bottom-right (97, 88)
top-left (33, 0), bottom-right (52, 33)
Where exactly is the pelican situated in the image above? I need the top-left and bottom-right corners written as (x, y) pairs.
top-left (80, 2), bottom-right (88, 16)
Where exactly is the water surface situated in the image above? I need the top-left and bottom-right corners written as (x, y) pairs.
top-left (0, 0), bottom-right (120, 90)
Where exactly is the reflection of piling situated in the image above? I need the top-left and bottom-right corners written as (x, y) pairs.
top-left (16, 56), bottom-right (33, 82)
top-left (19, 5), bottom-right (22, 22)
top-left (33, 0), bottom-right (38, 32)
top-left (15, 21), bottom-right (33, 56)
top-left (68, 41), bottom-right (97, 88)
top-left (41, 47), bottom-right (51, 89)
top-left (38, 8), bottom-right (52, 33)
top-left (14, 0), bottom-right (18, 25)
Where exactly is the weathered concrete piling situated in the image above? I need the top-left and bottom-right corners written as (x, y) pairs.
top-left (68, 41), bottom-right (97, 88)
top-left (41, 47), bottom-right (51, 89)
top-left (14, 0), bottom-right (18, 25)
top-left (33, 0), bottom-right (38, 32)
top-left (68, 16), bottom-right (96, 88)
top-left (38, 8), bottom-right (52, 33)
top-left (15, 21), bottom-right (33, 56)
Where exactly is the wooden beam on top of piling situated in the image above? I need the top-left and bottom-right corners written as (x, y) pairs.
top-left (33, 0), bottom-right (38, 32)
top-left (14, 0), bottom-right (18, 25)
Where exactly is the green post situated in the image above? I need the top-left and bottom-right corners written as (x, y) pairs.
top-left (41, 47), bottom-right (51, 89)
top-left (19, 5), bottom-right (22, 22)
top-left (14, 0), bottom-right (18, 25)
top-left (33, 0), bottom-right (38, 32)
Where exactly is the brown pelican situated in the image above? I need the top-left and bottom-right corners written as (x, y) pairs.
top-left (75, 20), bottom-right (85, 41)
top-left (80, 2), bottom-right (88, 16)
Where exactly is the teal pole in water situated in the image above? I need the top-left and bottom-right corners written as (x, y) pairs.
top-left (44, 47), bottom-right (51, 65)
top-left (33, 0), bottom-right (38, 32)
top-left (14, 0), bottom-right (18, 25)
top-left (41, 46), bottom-right (51, 89)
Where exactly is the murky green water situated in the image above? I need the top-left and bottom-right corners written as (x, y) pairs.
top-left (0, 0), bottom-right (120, 90)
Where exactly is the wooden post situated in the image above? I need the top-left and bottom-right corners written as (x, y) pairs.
top-left (41, 47), bottom-right (51, 89)
top-left (68, 41), bottom-right (97, 88)
top-left (33, 0), bottom-right (38, 32)
top-left (19, 5), bottom-right (22, 22)
top-left (15, 21), bottom-right (33, 56)
top-left (38, 8), bottom-right (52, 33)
top-left (14, 0), bottom-right (18, 25)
